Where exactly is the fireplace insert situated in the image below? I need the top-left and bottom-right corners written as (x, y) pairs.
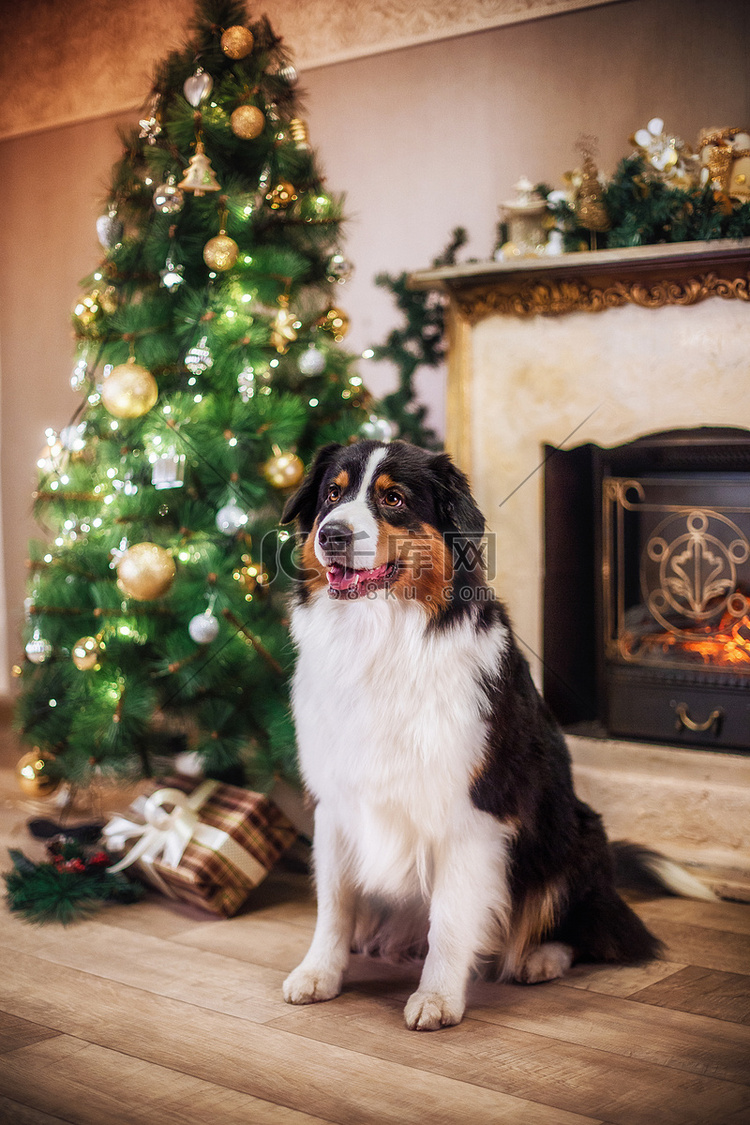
top-left (543, 427), bottom-right (750, 752)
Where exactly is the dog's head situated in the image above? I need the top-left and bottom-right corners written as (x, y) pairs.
top-left (281, 440), bottom-right (486, 615)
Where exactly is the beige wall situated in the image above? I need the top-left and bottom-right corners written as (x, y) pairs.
top-left (1, 0), bottom-right (623, 140)
top-left (1, 0), bottom-right (748, 686)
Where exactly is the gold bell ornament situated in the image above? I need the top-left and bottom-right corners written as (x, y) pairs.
top-left (203, 230), bottom-right (239, 271)
top-left (16, 749), bottom-right (60, 798)
top-left (231, 104), bottom-right (265, 140)
top-left (270, 296), bottom-right (299, 353)
top-left (101, 359), bottom-right (158, 419)
top-left (117, 542), bottom-right (176, 601)
top-left (71, 635), bottom-right (102, 671)
top-left (178, 142), bottom-right (221, 196)
top-left (221, 25), bottom-right (254, 59)
top-left (263, 446), bottom-right (304, 489)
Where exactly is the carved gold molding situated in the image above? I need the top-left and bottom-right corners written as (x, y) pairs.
top-left (452, 270), bottom-right (750, 322)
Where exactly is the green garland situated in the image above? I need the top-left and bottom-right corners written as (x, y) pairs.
top-left (370, 228), bottom-right (468, 449)
top-left (550, 155), bottom-right (750, 251)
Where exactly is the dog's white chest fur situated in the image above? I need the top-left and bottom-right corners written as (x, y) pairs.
top-left (290, 593), bottom-right (508, 898)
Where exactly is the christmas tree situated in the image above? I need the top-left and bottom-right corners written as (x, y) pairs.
top-left (15, 0), bottom-right (372, 792)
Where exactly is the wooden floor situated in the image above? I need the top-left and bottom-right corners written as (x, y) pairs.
top-left (0, 758), bottom-right (749, 1125)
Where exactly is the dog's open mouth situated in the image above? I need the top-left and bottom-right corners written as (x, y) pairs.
top-left (326, 560), bottom-right (400, 595)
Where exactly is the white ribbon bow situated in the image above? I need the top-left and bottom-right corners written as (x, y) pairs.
top-left (103, 780), bottom-right (267, 897)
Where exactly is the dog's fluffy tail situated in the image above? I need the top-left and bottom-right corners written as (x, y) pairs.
top-left (611, 841), bottom-right (717, 902)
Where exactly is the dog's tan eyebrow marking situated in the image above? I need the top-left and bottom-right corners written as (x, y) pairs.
top-left (375, 473), bottom-right (398, 492)
top-left (333, 470), bottom-right (349, 489)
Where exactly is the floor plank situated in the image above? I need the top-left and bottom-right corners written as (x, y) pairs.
top-left (0, 951), bottom-right (596, 1125)
top-left (0, 1034), bottom-right (330, 1125)
top-left (172, 912), bottom-right (316, 972)
top-left (0, 910), bottom-right (286, 1025)
top-left (637, 917), bottom-right (750, 975)
top-left (629, 965), bottom-right (750, 1025)
top-left (0, 1010), bottom-right (61, 1054)
top-left (635, 896), bottom-right (750, 937)
top-left (461, 976), bottom-right (750, 1085)
top-left (561, 958), bottom-right (687, 998)
top-left (270, 987), bottom-right (750, 1125)
top-left (0, 1094), bottom-right (70, 1125)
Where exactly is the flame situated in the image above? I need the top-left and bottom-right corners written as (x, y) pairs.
top-left (628, 607), bottom-right (750, 669)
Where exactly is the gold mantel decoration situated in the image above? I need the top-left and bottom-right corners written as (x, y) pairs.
top-left (453, 270), bottom-right (750, 322)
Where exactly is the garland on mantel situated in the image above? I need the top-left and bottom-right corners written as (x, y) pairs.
top-left (369, 123), bottom-right (750, 426)
top-left (516, 122), bottom-right (750, 254)
top-left (549, 154), bottom-right (750, 253)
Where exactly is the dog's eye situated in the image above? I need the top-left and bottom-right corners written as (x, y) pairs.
top-left (382, 489), bottom-right (404, 508)
top-left (327, 485), bottom-right (341, 504)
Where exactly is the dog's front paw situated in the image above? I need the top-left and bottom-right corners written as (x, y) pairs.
top-left (283, 963), bottom-right (343, 1005)
top-left (404, 990), bottom-right (464, 1031)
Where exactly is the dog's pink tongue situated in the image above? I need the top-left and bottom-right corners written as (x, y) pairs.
top-left (327, 563), bottom-right (388, 590)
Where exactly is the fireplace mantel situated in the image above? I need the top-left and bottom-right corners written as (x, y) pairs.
top-left (411, 238), bottom-right (750, 471)
top-left (409, 240), bottom-right (750, 887)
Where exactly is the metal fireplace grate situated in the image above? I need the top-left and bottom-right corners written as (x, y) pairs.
top-left (603, 475), bottom-right (750, 676)
top-left (543, 427), bottom-right (750, 753)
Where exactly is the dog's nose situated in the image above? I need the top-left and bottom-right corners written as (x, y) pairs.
top-left (317, 521), bottom-right (353, 555)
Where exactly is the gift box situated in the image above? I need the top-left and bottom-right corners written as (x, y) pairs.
top-left (103, 777), bottom-right (297, 916)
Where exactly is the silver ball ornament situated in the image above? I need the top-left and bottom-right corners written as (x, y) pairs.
top-left (188, 611), bottom-right (220, 644)
top-left (360, 415), bottom-right (396, 442)
top-left (153, 179), bottom-right (184, 215)
top-left (327, 252), bottom-right (354, 284)
top-left (298, 345), bottom-right (326, 377)
top-left (25, 634), bottom-right (52, 664)
top-left (96, 210), bottom-right (123, 249)
top-left (216, 502), bottom-right (249, 535)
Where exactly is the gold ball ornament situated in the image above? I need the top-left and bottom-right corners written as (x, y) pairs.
top-left (117, 543), bottom-right (176, 601)
top-left (265, 181), bottom-right (298, 209)
top-left (318, 307), bottom-right (350, 341)
top-left (203, 231), bottom-right (239, 271)
top-left (263, 449), bottom-right (304, 489)
top-left (231, 105), bottom-right (265, 140)
top-left (16, 749), bottom-right (60, 798)
top-left (72, 635), bottom-right (101, 671)
top-left (221, 25), bottom-right (254, 59)
top-left (101, 360), bottom-right (158, 419)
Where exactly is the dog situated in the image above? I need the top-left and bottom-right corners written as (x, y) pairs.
top-left (279, 439), bottom-right (712, 1031)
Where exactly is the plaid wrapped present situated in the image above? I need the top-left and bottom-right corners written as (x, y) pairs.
top-left (103, 777), bottom-right (296, 916)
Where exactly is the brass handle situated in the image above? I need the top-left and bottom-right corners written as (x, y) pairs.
top-left (675, 702), bottom-right (723, 734)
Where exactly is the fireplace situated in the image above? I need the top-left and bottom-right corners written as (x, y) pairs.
top-left (409, 241), bottom-right (750, 876)
top-left (544, 427), bottom-right (750, 752)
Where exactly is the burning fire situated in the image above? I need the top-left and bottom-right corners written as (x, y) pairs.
top-left (626, 608), bottom-right (750, 669)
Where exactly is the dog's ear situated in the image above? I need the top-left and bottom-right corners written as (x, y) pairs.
top-left (280, 443), bottom-right (343, 533)
top-left (429, 452), bottom-right (485, 540)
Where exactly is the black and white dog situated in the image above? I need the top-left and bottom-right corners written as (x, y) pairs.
top-left (280, 440), bottom-right (710, 1031)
